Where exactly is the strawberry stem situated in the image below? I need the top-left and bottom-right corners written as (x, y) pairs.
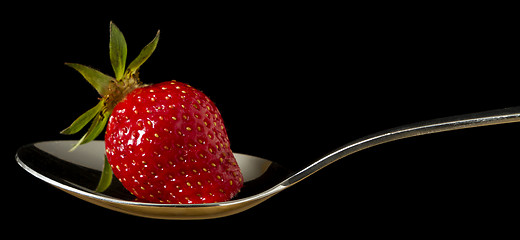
top-left (64, 63), bottom-right (114, 96)
top-left (126, 30), bottom-right (160, 76)
top-left (109, 21), bottom-right (127, 81)
top-left (70, 108), bottom-right (112, 151)
top-left (62, 22), bottom-right (160, 151)
top-left (61, 98), bottom-right (106, 135)
top-left (95, 155), bottom-right (114, 192)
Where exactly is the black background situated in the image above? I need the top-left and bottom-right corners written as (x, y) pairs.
top-left (5, 3), bottom-right (519, 237)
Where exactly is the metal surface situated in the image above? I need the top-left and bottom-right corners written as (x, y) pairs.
top-left (16, 107), bottom-right (520, 219)
top-left (16, 141), bottom-right (290, 220)
top-left (281, 106), bottom-right (520, 187)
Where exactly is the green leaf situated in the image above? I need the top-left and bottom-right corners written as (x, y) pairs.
top-left (95, 155), bottom-right (114, 193)
top-left (65, 63), bottom-right (114, 96)
top-left (126, 30), bottom-right (160, 75)
top-left (61, 99), bottom-right (106, 135)
top-left (70, 110), bottom-right (111, 152)
top-left (109, 22), bottom-right (127, 81)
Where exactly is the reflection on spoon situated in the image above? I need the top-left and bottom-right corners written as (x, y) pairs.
top-left (16, 107), bottom-right (520, 219)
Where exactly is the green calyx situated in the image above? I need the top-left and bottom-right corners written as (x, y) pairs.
top-left (62, 22), bottom-right (160, 151)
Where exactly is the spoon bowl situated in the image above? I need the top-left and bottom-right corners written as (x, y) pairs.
top-left (16, 107), bottom-right (520, 219)
top-left (16, 140), bottom-right (291, 219)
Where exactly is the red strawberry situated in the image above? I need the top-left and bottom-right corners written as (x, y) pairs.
top-left (105, 81), bottom-right (242, 203)
top-left (61, 22), bottom-right (243, 203)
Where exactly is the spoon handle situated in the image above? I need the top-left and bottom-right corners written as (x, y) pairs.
top-left (282, 106), bottom-right (520, 187)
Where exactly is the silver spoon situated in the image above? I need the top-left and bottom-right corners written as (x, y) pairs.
top-left (16, 107), bottom-right (520, 220)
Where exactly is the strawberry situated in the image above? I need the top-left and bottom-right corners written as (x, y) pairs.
top-left (61, 22), bottom-right (243, 204)
top-left (105, 81), bottom-right (242, 203)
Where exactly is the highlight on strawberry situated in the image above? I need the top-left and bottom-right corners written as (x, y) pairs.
top-left (62, 22), bottom-right (243, 204)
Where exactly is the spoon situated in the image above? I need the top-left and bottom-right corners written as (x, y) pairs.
top-left (16, 107), bottom-right (520, 220)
